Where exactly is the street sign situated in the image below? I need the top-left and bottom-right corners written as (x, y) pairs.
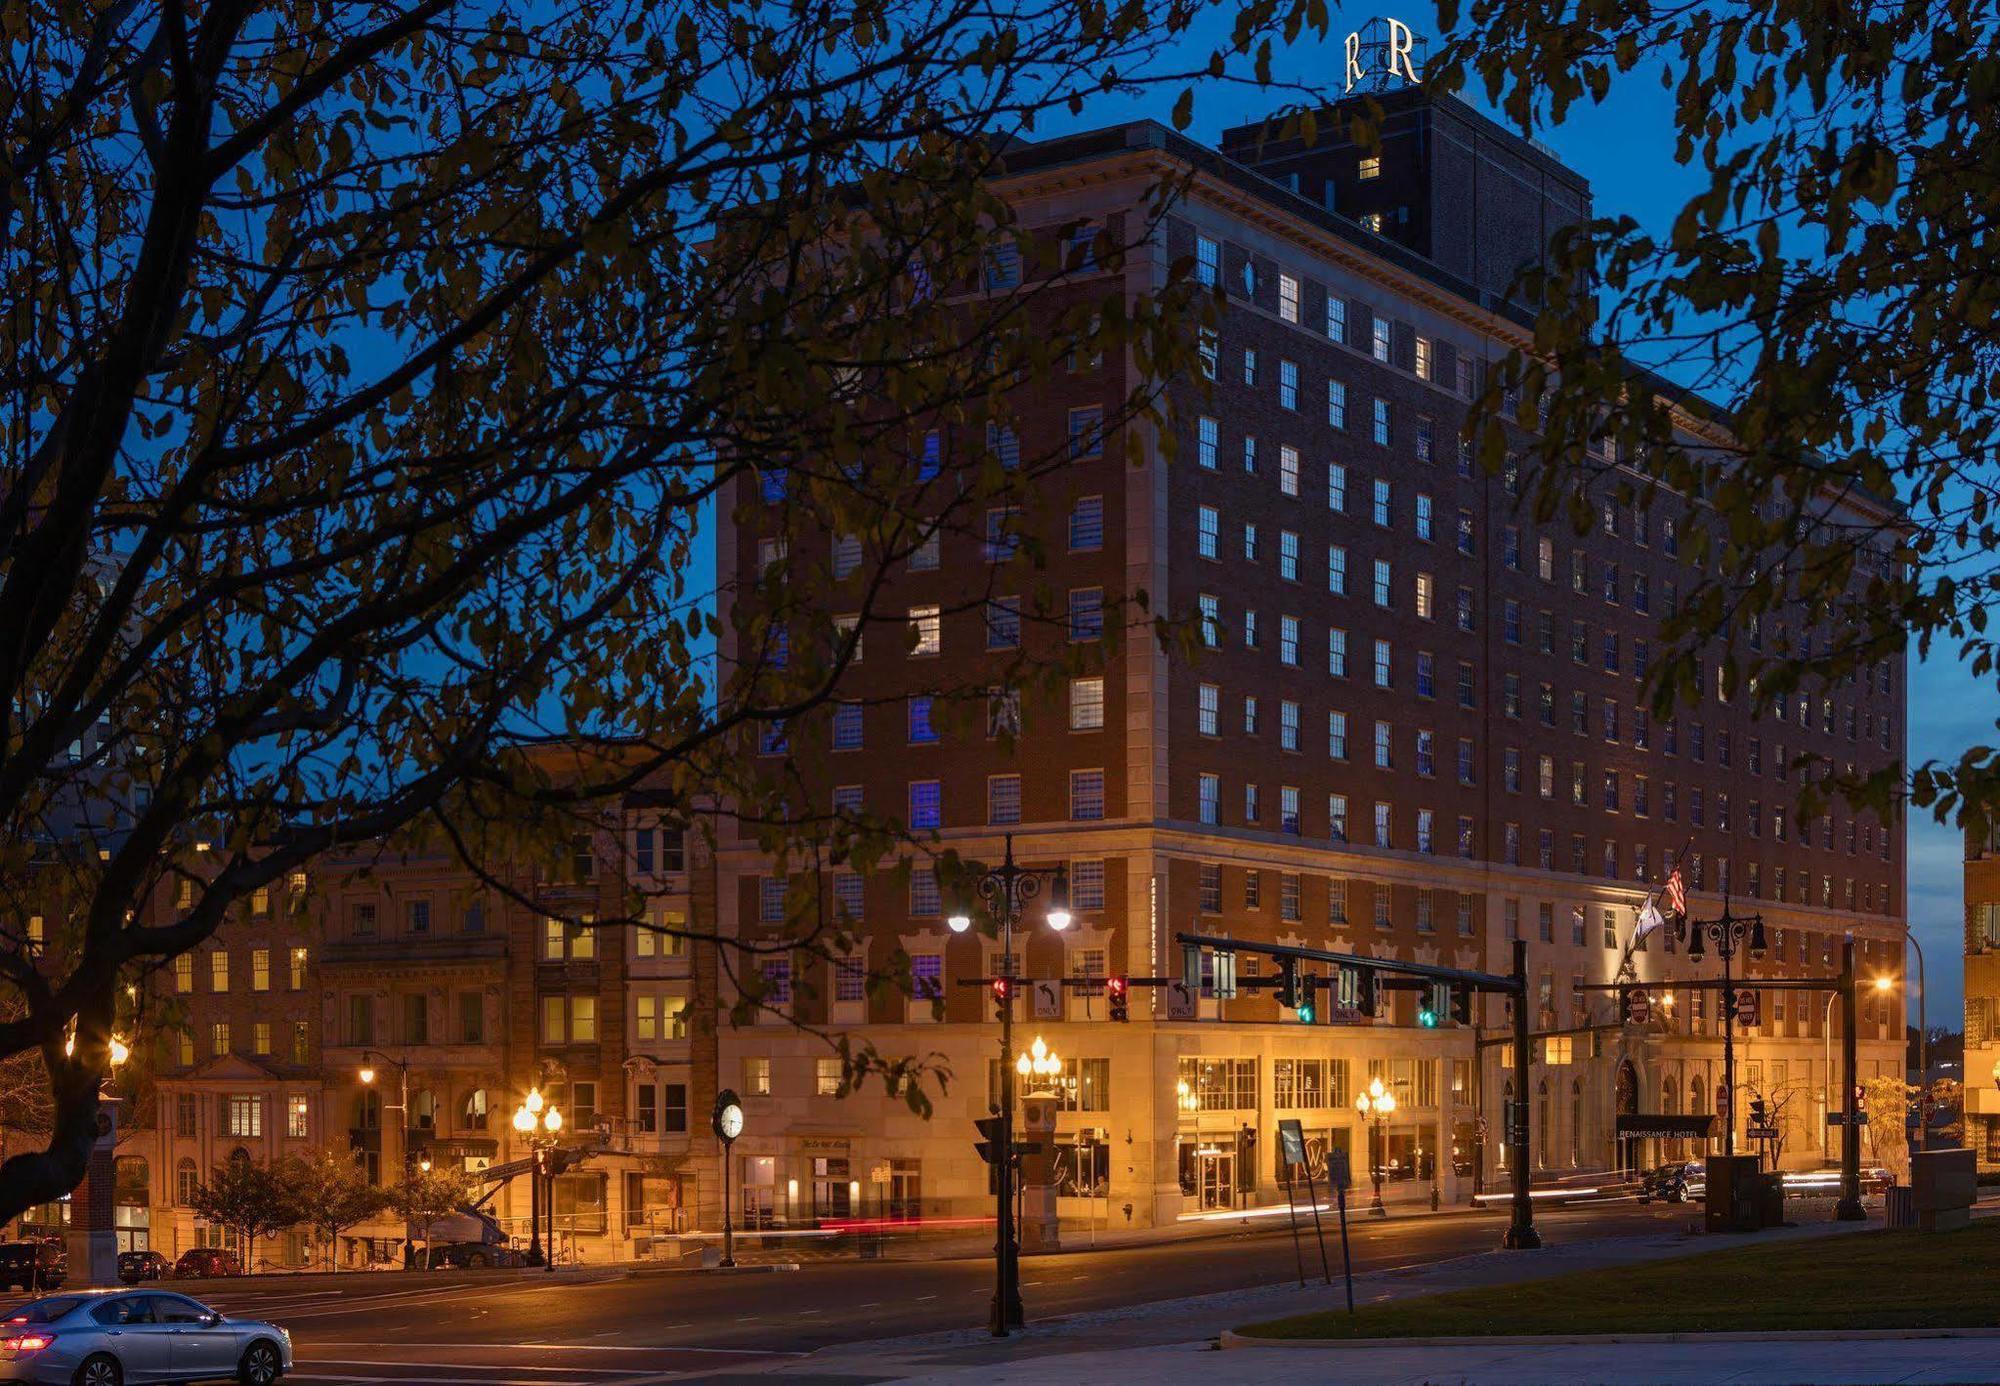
top-left (1716, 1082), bottom-right (1730, 1117)
top-left (1277, 1118), bottom-right (1306, 1167)
top-left (1032, 980), bottom-right (1061, 1019)
top-left (871, 1163), bottom-right (892, 1185)
top-left (1735, 989), bottom-right (1759, 1026)
top-left (1745, 1126), bottom-right (1779, 1140)
top-left (1164, 980), bottom-right (1197, 1020)
top-left (1825, 1112), bottom-right (1858, 1126)
top-left (1329, 1146), bottom-right (1353, 1193)
top-left (1626, 990), bottom-right (1651, 1025)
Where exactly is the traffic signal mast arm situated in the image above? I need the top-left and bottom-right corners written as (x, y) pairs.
top-left (1175, 931), bottom-right (1519, 994)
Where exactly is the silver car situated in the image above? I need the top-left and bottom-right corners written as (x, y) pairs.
top-left (0, 1289), bottom-right (291, 1384)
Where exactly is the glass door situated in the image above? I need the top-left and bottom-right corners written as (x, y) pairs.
top-left (1199, 1151), bottom-right (1235, 1209)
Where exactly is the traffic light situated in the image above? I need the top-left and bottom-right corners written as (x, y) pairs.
top-left (1417, 981), bottom-right (1443, 1028)
top-left (1354, 966), bottom-right (1377, 1015)
top-left (1107, 975), bottom-right (1130, 1023)
top-left (1276, 958), bottom-right (1301, 1009)
top-left (1449, 984), bottom-right (1474, 1026)
top-left (1750, 1097), bottom-right (1767, 1127)
top-left (991, 976), bottom-right (1010, 1021)
top-left (1295, 974), bottom-right (1318, 1024)
top-left (974, 1113), bottom-right (1005, 1165)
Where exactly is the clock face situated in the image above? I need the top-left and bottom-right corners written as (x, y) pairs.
top-left (718, 1104), bottom-right (744, 1140)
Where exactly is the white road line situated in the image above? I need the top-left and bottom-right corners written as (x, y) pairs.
top-left (302, 1343), bottom-right (805, 1356)
top-left (303, 1362), bottom-right (630, 1377)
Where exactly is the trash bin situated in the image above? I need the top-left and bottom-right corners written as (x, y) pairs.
top-left (1884, 1184), bottom-right (1916, 1229)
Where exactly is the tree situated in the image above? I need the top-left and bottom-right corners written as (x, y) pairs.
top-left (1861, 1074), bottom-right (1913, 1186)
top-left (188, 1154), bottom-right (298, 1274)
top-left (285, 1149), bottom-right (390, 1272)
top-left (0, 0), bottom-right (1346, 1223)
top-left (1425, 0), bottom-right (1994, 834)
top-left (390, 1162), bottom-right (475, 1267)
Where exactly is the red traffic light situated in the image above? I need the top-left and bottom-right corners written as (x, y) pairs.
top-left (1107, 975), bottom-right (1129, 1022)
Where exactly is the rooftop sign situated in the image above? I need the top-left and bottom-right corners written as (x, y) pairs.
top-left (1344, 17), bottom-right (1424, 93)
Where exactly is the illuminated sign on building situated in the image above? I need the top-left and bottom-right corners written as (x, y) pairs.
top-left (1344, 17), bottom-right (1424, 93)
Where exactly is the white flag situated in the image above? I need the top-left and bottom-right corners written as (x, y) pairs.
top-left (1634, 897), bottom-right (1665, 943)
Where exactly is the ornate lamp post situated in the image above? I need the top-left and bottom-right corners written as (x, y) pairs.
top-left (1354, 1077), bottom-right (1397, 1217)
top-left (358, 1050), bottom-right (412, 1173)
top-left (1672, 899), bottom-right (1766, 1157)
top-left (947, 833), bottom-right (1069, 1338)
top-left (511, 1088), bottom-right (563, 1271)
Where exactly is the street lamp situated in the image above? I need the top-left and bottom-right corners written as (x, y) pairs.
top-left (511, 1090), bottom-right (563, 1272)
top-left (1354, 1077), bottom-right (1397, 1218)
top-left (357, 1049), bottom-right (413, 1173)
top-left (1672, 899), bottom-right (1766, 1157)
top-left (1016, 1036), bottom-right (1062, 1088)
top-left (948, 833), bottom-right (1069, 1339)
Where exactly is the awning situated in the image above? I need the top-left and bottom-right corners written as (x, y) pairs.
top-left (1616, 1114), bottom-right (1715, 1139)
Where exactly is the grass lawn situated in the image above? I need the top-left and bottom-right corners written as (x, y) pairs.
top-left (1238, 1219), bottom-right (2000, 1340)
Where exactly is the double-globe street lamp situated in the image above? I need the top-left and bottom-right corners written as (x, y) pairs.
top-left (1353, 1076), bottom-right (1396, 1217)
top-left (947, 833), bottom-right (1069, 1338)
top-left (512, 1088), bottom-right (563, 1272)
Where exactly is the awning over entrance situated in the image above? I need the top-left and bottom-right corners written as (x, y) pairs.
top-left (1615, 1114), bottom-right (1715, 1139)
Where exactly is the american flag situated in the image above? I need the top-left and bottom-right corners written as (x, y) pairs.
top-left (1663, 866), bottom-right (1687, 917)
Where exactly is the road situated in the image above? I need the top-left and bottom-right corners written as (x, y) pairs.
top-left (4, 1201), bottom-right (1699, 1383)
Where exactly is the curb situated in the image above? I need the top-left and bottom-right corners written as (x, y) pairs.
top-left (1219, 1326), bottom-right (2000, 1350)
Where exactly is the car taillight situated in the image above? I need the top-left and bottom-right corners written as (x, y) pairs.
top-left (1, 1333), bottom-right (52, 1352)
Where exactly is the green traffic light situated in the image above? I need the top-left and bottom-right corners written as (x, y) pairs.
top-left (1418, 1008), bottom-right (1438, 1028)
top-left (1295, 1004), bottom-right (1315, 1024)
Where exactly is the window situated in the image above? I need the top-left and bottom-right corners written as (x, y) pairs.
top-left (1198, 773), bottom-right (1221, 825)
top-left (1279, 446), bottom-right (1300, 497)
top-left (1279, 359), bottom-right (1299, 410)
top-left (251, 948), bottom-right (269, 993)
top-left (986, 597), bottom-right (1021, 650)
top-left (1280, 700), bottom-right (1300, 751)
top-left (1279, 530), bottom-right (1299, 581)
top-left (288, 1095), bottom-right (309, 1139)
top-left (1199, 593), bottom-right (1220, 647)
top-left (1328, 544), bottom-right (1347, 595)
top-left (1067, 406), bottom-right (1104, 460)
top-left (1328, 461), bottom-right (1348, 510)
top-left (1198, 684), bottom-right (1219, 736)
top-left (1198, 505), bottom-right (1219, 559)
top-left (1373, 638), bottom-right (1391, 688)
top-left (1196, 235), bottom-right (1219, 286)
top-left (1327, 296), bottom-right (1347, 341)
top-left (289, 947), bottom-right (308, 990)
top-left (908, 779), bottom-right (941, 830)
top-left (1358, 154), bottom-right (1381, 180)
top-left (1070, 496), bottom-right (1104, 551)
top-left (1373, 478), bottom-right (1392, 526)
top-left (1374, 559), bottom-right (1393, 608)
top-left (1069, 677), bottom-right (1105, 730)
top-left (1329, 628), bottom-right (1348, 677)
top-left (907, 695), bottom-right (938, 744)
top-left (1278, 273), bottom-right (1300, 322)
top-left (1372, 397), bottom-right (1390, 446)
top-left (1371, 318), bottom-right (1391, 362)
top-left (210, 950), bottom-right (229, 993)
top-left (1197, 415), bottom-right (1219, 469)
top-left (1373, 721), bottom-right (1393, 769)
top-left (1328, 380), bottom-right (1348, 430)
top-left (908, 605), bottom-right (941, 656)
top-left (832, 702), bottom-right (864, 750)
top-left (988, 774), bottom-right (1022, 825)
top-left (1328, 711), bottom-right (1349, 759)
top-left (983, 507), bottom-right (1019, 562)
top-left (1279, 616), bottom-right (1300, 667)
top-left (1070, 769), bottom-right (1106, 820)
top-left (1069, 588), bottom-right (1104, 641)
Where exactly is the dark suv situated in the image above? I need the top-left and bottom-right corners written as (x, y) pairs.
top-left (0, 1239), bottom-right (67, 1291)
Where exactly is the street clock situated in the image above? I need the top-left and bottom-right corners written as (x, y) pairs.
top-left (712, 1088), bottom-right (744, 1143)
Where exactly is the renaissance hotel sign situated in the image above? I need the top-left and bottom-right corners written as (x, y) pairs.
top-left (1343, 17), bottom-right (1425, 93)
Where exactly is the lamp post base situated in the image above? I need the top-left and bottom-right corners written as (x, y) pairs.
top-left (1834, 1197), bottom-right (1867, 1222)
top-left (1503, 1224), bottom-right (1543, 1249)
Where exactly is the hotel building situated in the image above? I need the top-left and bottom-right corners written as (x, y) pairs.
top-left (712, 85), bottom-right (1909, 1234)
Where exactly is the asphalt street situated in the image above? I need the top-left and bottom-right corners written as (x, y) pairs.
top-left (0, 1199), bottom-right (1703, 1383)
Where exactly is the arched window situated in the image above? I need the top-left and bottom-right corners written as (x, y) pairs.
top-left (229, 1146), bottom-right (250, 1167)
top-left (411, 1089), bottom-right (438, 1132)
top-left (1535, 1080), bottom-right (1552, 1167)
top-left (176, 1158), bottom-right (198, 1205)
top-left (1570, 1080), bottom-right (1585, 1167)
top-left (462, 1089), bottom-right (489, 1132)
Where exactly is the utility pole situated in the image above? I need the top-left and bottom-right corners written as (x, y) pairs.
top-left (1503, 938), bottom-right (1540, 1249)
top-left (1837, 939), bottom-right (1865, 1220)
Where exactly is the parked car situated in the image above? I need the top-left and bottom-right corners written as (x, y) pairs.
top-left (116, 1250), bottom-right (170, 1285)
top-left (423, 1241), bottom-right (525, 1270)
top-left (0, 1241), bottom-right (66, 1292)
top-left (1637, 1161), bottom-right (1704, 1204)
top-left (0, 1288), bottom-right (291, 1384)
top-left (171, 1248), bottom-right (243, 1279)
